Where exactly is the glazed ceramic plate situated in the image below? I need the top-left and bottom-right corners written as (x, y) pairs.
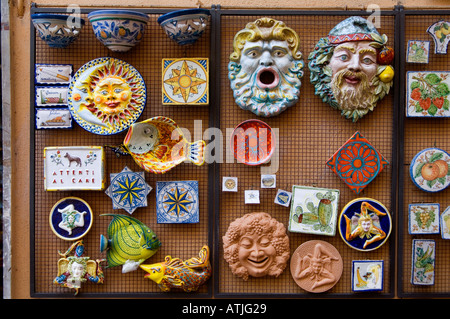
top-left (409, 147), bottom-right (450, 192)
top-left (68, 57), bottom-right (146, 135)
top-left (49, 197), bottom-right (93, 241)
top-left (230, 119), bottom-right (276, 165)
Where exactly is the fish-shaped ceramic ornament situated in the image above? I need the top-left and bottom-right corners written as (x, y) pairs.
top-left (110, 116), bottom-right (206, 174)
top-left (140, 245), bottom-right (211, 292)
top-left (100, 214), bottom-right (161, 273)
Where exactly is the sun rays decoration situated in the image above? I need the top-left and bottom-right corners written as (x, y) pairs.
top-left (69, 57), bottom-right (146, 135)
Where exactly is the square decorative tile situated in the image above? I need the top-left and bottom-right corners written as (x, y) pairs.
top-left (441, 206), bottom-right (450, 239)
top-left (327, 132), bottom-right (389, 194)
top-left (261, 174), bottom-right (276, 188)
top-left (408, 203), bottom-right (440, 235)
top-left (162, 58), bottom-right (208, 105)
top-left (222, 177), bottom-right (238, 192)
top-left (274, 189), bottom-right (292, 207)
top-left (411, 239), bottom-right (436, 286)
top-left (244, 190), bottom-right (260, 204)
top-left (288, 185), bottom-right (340, 236)
top-left (351, 260), bottom-right (384, 292)
top-left (406, 40), bottom-right (430, 63)
top-left (156, 181), bottom-right (199, 223)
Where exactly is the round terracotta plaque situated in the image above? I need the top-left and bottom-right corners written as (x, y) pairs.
top-left (290, 240), bottom-right (343, 293)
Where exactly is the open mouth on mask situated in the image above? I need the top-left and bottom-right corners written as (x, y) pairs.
top-left (256, 67), bottom-right (280, 90)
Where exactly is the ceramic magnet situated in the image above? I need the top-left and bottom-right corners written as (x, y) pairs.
top-left (222, 177), bottom-right (238, 192)
top-left (261, 175), bottom-right (276, 188)
top-left (105, 166), bottom-right (152, 214)
top-left (244, 190), bottom-right (260, 204)
top-left (440, 206), bottom-right (450, 239)
top-left (408, 203), bottom-right (440, 235)
top-left (427, 20), bottom-right (450, 54)
top-left (327, 132), bottom-right (389, 194)
top-left (288, 185), bottom-right (340, 236)
top-left (36, 108), bottom-right (72, 129)
top-left (35, 64), bottom-right (72, 85)
top-left (351, 260), bottom-right (384, 292)
top-left (406, 40), bottom-right (430, 63)
top-left (406, 71), bottom-right (450, 117)
top-left (274, 189), bottom-right (292, 207)
top-left (162, 58), bottom-right (208, 105)
top-left (44, 146), bottom-right (106, 191)
top-left (156, 181), bottom-right (199, 223)
top-left (409, 147), bottom-right (450, 192)
top-left (36, 86), bottom-right (69, 106)
top-left (411, 239), bottom-right (435, 286)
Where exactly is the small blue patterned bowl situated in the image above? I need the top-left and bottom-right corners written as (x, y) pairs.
top-left (88, 10), bottom-right (149, 52)
top-left (31, 14), bottom-right (85, 48)
top-left (157, 8), bottom-right (210, 45)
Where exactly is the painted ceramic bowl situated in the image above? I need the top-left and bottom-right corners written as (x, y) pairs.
top-left (31, 14), bottom-right (85, 48)
top-left (230, 119), bottom-right (276, 166)
top-left (157, 8), bottom-right (210, 45)
top-left (410, 147), bottom-right (450, 192)
top-left (88, 10), bottom-right (149, 52)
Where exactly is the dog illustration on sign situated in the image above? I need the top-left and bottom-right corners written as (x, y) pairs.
top-left (64, 153), bottom-right (82, 167)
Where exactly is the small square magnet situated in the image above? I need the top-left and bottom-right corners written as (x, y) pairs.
top-left (245, 190), bottom-right (260, 204)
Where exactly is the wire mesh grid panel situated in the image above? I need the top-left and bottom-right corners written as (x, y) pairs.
top-left (216, 13), bottom-right (396, 297)
top-left (399, 13), bottom-right (450, 297)
top-left (32, 10), bottom-right (212, 296)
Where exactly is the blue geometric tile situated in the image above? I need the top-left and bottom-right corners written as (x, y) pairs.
top-left (156, 181), bottom-right (199, 223)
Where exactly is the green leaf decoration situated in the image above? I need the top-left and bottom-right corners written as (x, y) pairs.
top-left (427, 179), bottom-right (437, 188)
top-left (443, 99), bottom-right (449, 110)
top-left (429, 152), bottom-right (443, 163)
top-left (438, 177), bottom-right (446, 185)
top-left (428, 104), bottom-right (438, 116)
top-left (436, 82), bottom-right (450, 97)
top-left (306, 202), bottom-right (315, 212)
top-left (415, 162), bottom-right (425, 178)
top-left (425, 73), bottom-right (442, 86)
top-left (410, 81), bottom-right (420, 90)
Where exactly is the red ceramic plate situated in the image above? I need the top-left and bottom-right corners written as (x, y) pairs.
top-left (230, 119), bottom-right (276, 166)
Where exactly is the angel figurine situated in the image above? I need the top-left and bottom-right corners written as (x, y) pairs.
top-left (53, 240), bottom-right (106, 295)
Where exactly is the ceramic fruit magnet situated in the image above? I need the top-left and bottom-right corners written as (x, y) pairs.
top-left (440, 206), bottom-right (450, 239)
top-left (411, 239), bottom-right (435, 286)
top-left (36, 108), bottom-right (72, 129)
top-left (338, 198), bottom-right (392, 252)
top-left (105, 166), bottom-right (152, 215)
top-left (162, 58), bottom-right (208, 105)
top-left (352, 260), bottom-right (384, 292)
top-left (427, 20), bottom-right (450, 54)
top-left (50, 197), bottom-right (93, 241)
top-left (408, 203), bottom-right (440, 235)
top-left (118, 116), bottom-right (205, 174)
top-left (140, 246), bottom-right (211, 292)
top-left (327, 132), bottom-right (389, 194)
top-left (100, 214), bottom-right (161, 273)
top-left (228, 17), bottom-right (304, 117)
top-left (44, 146), bottom-right (105, 191)
top-left (290, 240), bottom-right (343, 293)
top-left (288, 185), bottom-right (340, 236)
top-left (53, 240), bottom-right (105, 295)
top-left (68, 57), bottom-right (146, 135)
top-left (406, 40), bottom-right (430, 64)
top-left (222, 177), bottom-right (238, 192)
top-left (274, 189), bottom-right (292, 207)
top-left (406, 71), bottom-right (450, 117)
top-left (223, 212), bottom-right (290, 281)
top-left (309, 16), bottom-right (394, 122)
top-left (230, 119), bottom-right (276, 166)
top-left (156, 181), bottom-right (199, 224)
top-left (410, 147), bottom-right (450, 192)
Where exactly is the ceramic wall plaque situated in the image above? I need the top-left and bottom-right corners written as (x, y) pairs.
top-left (36, 86), bottom-right (69, 106)
top-left (35, 64), bottom-right (72, 85)
top-left (327, 132), bottom-right (389, 194)
top-left (35, 108), bottom-right (72, 129)
top-left (222, 177), bottom-right (238, 192)
top-left (440, 206), bottom-right (450, 239)
top-left (427, 20), bottom-right (450, 54)
top-left (411, 239), bottom-right (435, 286)
top-left (290, 240), bottom-right (343, 293)
top-left (223, 212), bottom-right (290, 281)
top-left (408, 203), bottom-right (440, 235)
top-left (105, 166), bottom-right (152, 215)
top-left (406, 40), bottom-right (430, 64)
top-left (274, 189), bottom-right (292, 207)
top-left (228, 17), bottom-right (304, 117)
top-left (162, 58), bottom-right (208, 105)
top-left (338, 198), bottom-right (392, 252)
top-left (351, 260), bottom-right (384, 292)
top-left (156, 181), bottom-right (199, 224)
top-left (406, 71), bottom-right (450, 117)
top-left (44, 146), bottom-right (105, 191)
top-left (288, 185), bottom-right (340, 236)
top-left (409, 147), bottom-right (450, 192)
top-left (309, 16), bottom-right (394, 121)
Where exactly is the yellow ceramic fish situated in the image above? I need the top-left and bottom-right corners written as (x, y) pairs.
top-left (122, 116), bottom-right (206, 174)
top-left (140, 245), bottom-right (211, 292)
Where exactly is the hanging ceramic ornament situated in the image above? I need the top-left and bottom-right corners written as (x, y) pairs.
top-left (427, 20), bottom-right (450, 54)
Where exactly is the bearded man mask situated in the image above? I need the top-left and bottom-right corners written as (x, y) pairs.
top-left (228, 18), bottom-right (304, 117)
top-left (308, 16), bottom-right (394, 122)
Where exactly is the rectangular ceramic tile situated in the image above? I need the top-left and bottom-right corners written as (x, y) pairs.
top-left (441, 206), bottom-right (450, 239)
top-left (288, 185), bottom-right (340, 236)
top-left (406, 40), bottom-right (430, 63)
top-left (35, 64), bottom-right (72, 85)
top-left (156, 181), bottom-right (199, 223)
top-left (35, 108), bottom-right (72, 129)
top-left (408, 203), bottom-right (440, 235)
top-left (35, 86), bottom-right (69, 106)
top-left (406, 71), bottom-right (450, 117)
top-left (411, 239), bottom-right (436, 286)
top-left (351, 260), bottom-right (384, 292)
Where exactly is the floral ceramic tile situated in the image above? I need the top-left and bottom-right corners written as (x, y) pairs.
top-left (408, 203), bottom-right (440, 235)
top-left (351, 260), bottom-right (384, 292)
top-left (440, 206), bottom-right (450, 239)
top-left (156, 181), bottom-right (199, 223)
top-left (409, 147), bottom-right (450, 192)
top-left (427, 20), bottom-right (450, 54)
top-left (406, 71), bottom-right (450, 117)
top-left (406, 40), bottom-right (430, 63)
top-left (288, 185), bottom-right (340, 236)
top-left (411, 239), bottom-right (435, 286)
top-left (327, 132), bottom-right (389, 194)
